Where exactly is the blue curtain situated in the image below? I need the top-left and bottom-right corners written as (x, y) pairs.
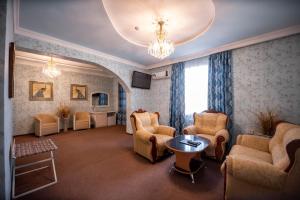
top-left (169, 62), bottom-right (185, 135)
top-left (208, 51), bottom-right (233, 146)
top-left (117, 84), bottom-right (126, 125)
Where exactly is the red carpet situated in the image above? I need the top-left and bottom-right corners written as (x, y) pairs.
top-left (14, 126), bottom-right (223, 200)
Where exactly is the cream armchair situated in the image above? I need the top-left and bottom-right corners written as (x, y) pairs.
top-left (130, 109), bottom-right (176, 163)
top-left (35, 114), bottom-right (60, 137)
top-left (221, 122), bottom-right (300, 200)
top-left (73, 112), bottom-right (90, 130)
top-left (183, 110), bottom-right (229, 161)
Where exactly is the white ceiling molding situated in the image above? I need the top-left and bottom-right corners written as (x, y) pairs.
top-left (13, 0), bottom-right (300, 70)
top-left (15, 53), bottom-right (115, 78)
top-left (102, 0), bottom-right (215, 47)
top-left (147, 25), bottom-right (300, 69)
top-left (13, 0), bottom-right (146, 69)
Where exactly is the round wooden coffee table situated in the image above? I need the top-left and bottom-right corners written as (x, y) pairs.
top-left (165, 135), bottom-right (210, 183)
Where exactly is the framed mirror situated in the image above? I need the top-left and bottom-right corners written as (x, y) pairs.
top-left (91, 92), bottom-right (109, 107)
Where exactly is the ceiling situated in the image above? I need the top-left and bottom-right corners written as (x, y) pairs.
top-left (102, 0), bottom-right (215, 47)
top-left (18, 0), bottom-right (300, 68)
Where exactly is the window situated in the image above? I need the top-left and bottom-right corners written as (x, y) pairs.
top-left (185, 59), bottom-right (208, 121)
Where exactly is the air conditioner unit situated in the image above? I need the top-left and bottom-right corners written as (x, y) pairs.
top-left (152, 70), bottom-right (170, 80)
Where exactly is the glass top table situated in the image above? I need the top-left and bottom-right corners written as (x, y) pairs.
top-left (166, 135), bottom-right (210, 153)
top-left (165, 135), bottom-right (211, 183)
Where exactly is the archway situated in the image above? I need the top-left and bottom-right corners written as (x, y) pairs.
top-left (15, 47), bottom-right (134, 133)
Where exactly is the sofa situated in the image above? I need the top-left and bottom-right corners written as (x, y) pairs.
top-left (221, 122), bottom-right (300, 200)
top-left (130, 109), bottom-right (176, 163)
top-left (34, 114), bottom-right (60, 136)
top-left (183, 110), bottom-right (229, 161)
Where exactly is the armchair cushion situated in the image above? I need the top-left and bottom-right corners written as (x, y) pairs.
top-left (134, 112), bottom-right (159, 133)
top-left (237, 134), bottom-right (270, 153)
top-left (195, 112), bottom-right (227, 136)
top-left (183, 125), bottom-right (198, 135)
top-left (228, 145), bottom-right (273, 164)
top-left (35, 114), bottom-right (57, 123)
top-left (136, 129), bottom-right (154, 144)
top-left (225, 155), bottom-right (287, 190)
top-left (157, 125), bottom-right (176, 137)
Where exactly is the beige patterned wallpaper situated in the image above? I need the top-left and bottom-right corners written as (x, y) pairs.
top-left (12, 62), bottom-right (117, 135)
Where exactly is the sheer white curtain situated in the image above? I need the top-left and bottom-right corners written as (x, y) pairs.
top-left (184, 57), bottom-right (208, 125)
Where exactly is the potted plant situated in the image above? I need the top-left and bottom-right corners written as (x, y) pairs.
top-left (57, 104), bottom-right (70, 119)
top-left (255, 110), bottom-right (279, 137)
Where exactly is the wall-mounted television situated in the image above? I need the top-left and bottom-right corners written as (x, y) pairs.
top-left (131, 71), bottom-right (152, 89)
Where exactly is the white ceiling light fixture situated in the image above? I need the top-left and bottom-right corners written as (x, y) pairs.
top-left (102, 0), bottom-right (215, 51)
top-left (148, 20), bottom-right (174, 59)
top-left (43, 56), bottom-right (61, 78)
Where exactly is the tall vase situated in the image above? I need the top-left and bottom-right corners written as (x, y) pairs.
top-left (63, 117), bottom-right (69, 132)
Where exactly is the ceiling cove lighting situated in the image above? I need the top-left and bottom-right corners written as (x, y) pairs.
top-left (148, 20), bottom-right (174, 59)
top-left (43, 57), bottom-right (61, 78)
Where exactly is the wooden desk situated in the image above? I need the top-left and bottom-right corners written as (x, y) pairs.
top-left (90, 111), bottom-right (116, 128)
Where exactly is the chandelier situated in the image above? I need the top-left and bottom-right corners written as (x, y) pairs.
top-left (148, 20), bottom-right (174, 59)
top-left (43, 57), bottom-right (61, 78)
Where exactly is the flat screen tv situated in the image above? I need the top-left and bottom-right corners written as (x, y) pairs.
top-left (131, 71), bottom-right (152, 89)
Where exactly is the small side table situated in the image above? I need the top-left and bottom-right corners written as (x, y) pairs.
top-left (165, 135), bottom-right (210, 183)
top-left (63, 117), bottom-right (69, 132)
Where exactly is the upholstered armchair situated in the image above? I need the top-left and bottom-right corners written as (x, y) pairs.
top-left (34, 114), bottom-right (60, 137)
top-left (130, 109), bottom-right (176, 163)
top-left (73, 112), bottom-right (91, 130)
top-left (221, 122), bottom-right (300, 200)
top-left (183, 110), bottom-right (229, 161)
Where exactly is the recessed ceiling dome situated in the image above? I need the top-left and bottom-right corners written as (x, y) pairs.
top-left (102, 0), bottom-right (215, 47)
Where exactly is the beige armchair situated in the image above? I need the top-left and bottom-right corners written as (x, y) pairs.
top-left (221, 122), bottom-right (300, 200)
top-left (183, 110), bottom-right (229, 161)
top-left (130, 109), bottom-right (176, 163)
top-left (35, 114), bottom-right (60, 137)
top-left (73, 112), bottom-right (90, 130)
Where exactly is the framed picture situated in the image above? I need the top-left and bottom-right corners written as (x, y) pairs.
top-left (29, 81), bottom-right (53, 101)
top-left (71, 84), bottom-right (87, 100)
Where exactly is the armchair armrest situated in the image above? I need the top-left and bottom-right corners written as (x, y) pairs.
top-left (215, 129), bottom-right (229, 143)
top-left (183, 125), bottom-right (198, 135)
top-left (157, 125), bottom-right (176, 137)
top-left (226, 156), bottom-right (287, 190)
top-left (237, 134), bottom-right (270, 152)
top-left (214, 129), bottom-right (229, 160)
top-left (136, 129), bottom-right (155, 144)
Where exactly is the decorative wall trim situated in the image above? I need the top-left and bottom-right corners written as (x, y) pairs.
top-left (13, 0), bottom-right (146, 69)
top-left (15, 54), bottom-right (115, 78)
top-left (147, 25), bottom-right (300, 69)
